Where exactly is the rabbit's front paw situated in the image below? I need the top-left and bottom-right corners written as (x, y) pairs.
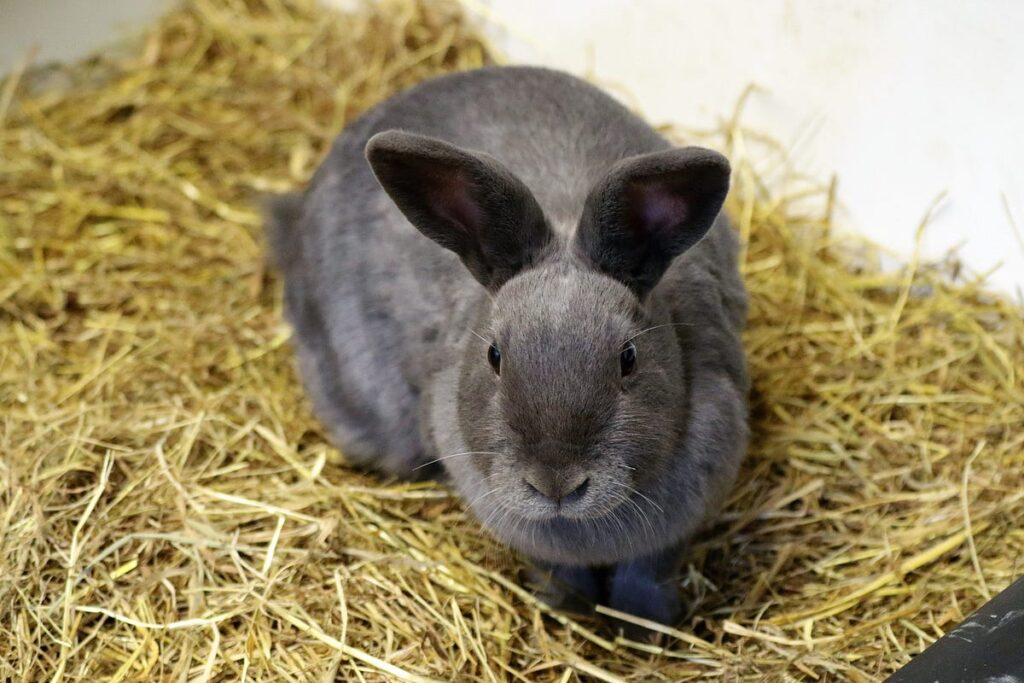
top-left (521, 562), bottom-right (603, 615)
top-left (606, 558), bottom-right (681, 639)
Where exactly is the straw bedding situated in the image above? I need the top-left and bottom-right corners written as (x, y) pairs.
top-left (1, 0), bottom-right (1022, 680)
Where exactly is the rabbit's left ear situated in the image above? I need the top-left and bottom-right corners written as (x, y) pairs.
top-left (366, 130), bottom-right (553, 292)
top-left (575, 147), bottom-right (730, 296)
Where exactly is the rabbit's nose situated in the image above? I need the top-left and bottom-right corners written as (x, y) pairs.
top-left (523, 474), bottom-right (589, 506)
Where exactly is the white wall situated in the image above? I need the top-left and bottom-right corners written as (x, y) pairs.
top-left (474, 0), bottom-right (1024, 295)
top-left (4, 0), bottom-right (1022, 294)
top-left (0, 0), bottom-right (171, 69)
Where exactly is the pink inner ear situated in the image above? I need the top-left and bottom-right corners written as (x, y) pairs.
top-left (627, 179), bottom-right (690, 239)
top-left (422, 166), bottom-right (482, 236)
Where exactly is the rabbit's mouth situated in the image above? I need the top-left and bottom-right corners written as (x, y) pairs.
top-left (501, 484), bottom-right (633, 525)
top-left (519, 498), bottom-right (592, 523)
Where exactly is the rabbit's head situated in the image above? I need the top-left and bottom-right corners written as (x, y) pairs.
top-left (366, 130), bottom-right (730, 537)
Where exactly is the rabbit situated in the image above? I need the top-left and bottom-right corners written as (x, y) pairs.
top-left (266, 66), bottom-right (749, 630)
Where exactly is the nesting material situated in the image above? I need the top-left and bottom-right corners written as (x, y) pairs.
top-left (1, 0), bottom-right (1022, 680)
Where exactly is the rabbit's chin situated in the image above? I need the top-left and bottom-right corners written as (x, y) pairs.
top-left (502, 502), bottom-right (603, 524)
top-left (476, 500), bottom-right (668, 566)
top-left (470, 485), bottom-right (628, 526)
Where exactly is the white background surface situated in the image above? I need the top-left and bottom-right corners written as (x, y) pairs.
top-left (3, 0), bottom-right (1022, 295)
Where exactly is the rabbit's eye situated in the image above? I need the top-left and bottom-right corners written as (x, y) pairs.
top-left (620, 341), bottom-right (637, 377)
top-left (487, 343), bottom-right (501, 375)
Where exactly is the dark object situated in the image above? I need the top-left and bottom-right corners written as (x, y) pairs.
top-left (886, 576), bottom-right (1024, 683)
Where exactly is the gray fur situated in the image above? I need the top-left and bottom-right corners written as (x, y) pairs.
top-left (267, 66), bottom-right (749, 626)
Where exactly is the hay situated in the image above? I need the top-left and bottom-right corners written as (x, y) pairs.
top-left (1, 0), bottom-right (1022, 679)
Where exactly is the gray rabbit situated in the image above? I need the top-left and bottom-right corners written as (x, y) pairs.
top-left (267, 66), bottom-right (749, 629)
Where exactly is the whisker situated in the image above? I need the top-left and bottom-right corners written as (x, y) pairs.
top-left (607, 482), bottom-right (660, 541)
top-left (497, 502), bottom-right (520, 543)
top-left (509, 505), bottom-right (527, 547)
top-left (624, 322), bottom-right (694, 344)
top-left (588, 503), bottom-right (607, 546)
top-left (608, 489), bottom-right (653, 543)
top-left (624, 484), bottom-right (666, 515)
top-left (475, 470), bottom-right (504, 485)
top-left (605, 497), bottom-right (636, 556)
top-left (607, 480), bottom-right (664, 515)
top-left (467, 328), bottom-right (491, 344)
top-left (467, 486), bottom-right (503, 510)
top-left (480, 496), bottom-right (507, 531)
top-left (412, 450), bottom-right (501, 471)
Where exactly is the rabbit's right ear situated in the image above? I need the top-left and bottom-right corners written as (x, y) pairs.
top-left (366, 130), bottom-right (552, 291)
top-left (575, 146), bottom-right (730, 296)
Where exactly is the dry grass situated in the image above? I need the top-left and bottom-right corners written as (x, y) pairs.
top-left (1, 0), bottom-right (1022, 680)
